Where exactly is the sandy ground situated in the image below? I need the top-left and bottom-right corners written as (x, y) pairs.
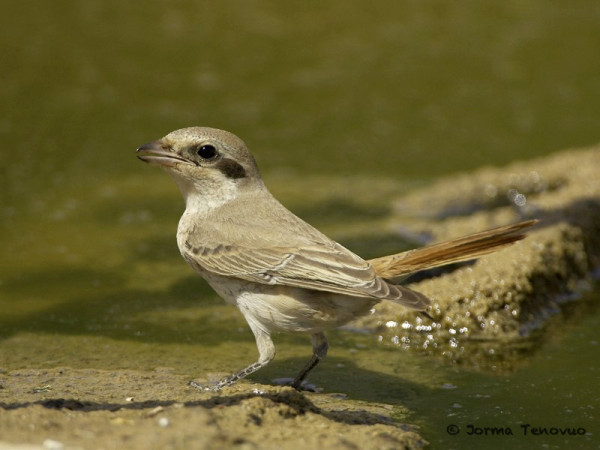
top-left (0, 367), bottom-right (425, 450)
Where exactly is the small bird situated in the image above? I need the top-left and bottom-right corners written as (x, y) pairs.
top-left (137, 127), bottom-right (535, 391)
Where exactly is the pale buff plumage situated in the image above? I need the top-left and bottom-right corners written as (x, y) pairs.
top-left (137, 127), bottom-right (535, 391)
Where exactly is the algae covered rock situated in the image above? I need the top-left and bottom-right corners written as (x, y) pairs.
top-left (354, 146), bottom-right (600, 371)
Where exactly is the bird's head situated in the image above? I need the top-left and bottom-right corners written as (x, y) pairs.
top-left (137, 127), bottom-right (264, 207)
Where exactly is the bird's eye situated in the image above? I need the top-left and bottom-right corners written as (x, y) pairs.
top-left (196, 145), bottom-right (217, 159)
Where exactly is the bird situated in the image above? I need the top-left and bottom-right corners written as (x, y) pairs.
top-left (136, 127), bottom-right (536, 391)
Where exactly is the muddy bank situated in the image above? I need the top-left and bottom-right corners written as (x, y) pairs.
top-left (0, 367), bottom-right (426, 450)
top-left (355, 145), bottom-right (600, 370)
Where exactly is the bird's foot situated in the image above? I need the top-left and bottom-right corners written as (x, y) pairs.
top-left (272, 377), bottom-right (318, 392)
top-left (188, 380), bottom-right (222, 392)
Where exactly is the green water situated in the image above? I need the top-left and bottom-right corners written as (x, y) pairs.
top-left (2, 1), bottom-right (600, 448)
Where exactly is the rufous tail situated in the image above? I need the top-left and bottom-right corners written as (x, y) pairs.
top-left (369, 219), bottom-right (537, 279)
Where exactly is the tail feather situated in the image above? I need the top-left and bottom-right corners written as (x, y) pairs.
top-left (370, 220), bottom-right (537, 279)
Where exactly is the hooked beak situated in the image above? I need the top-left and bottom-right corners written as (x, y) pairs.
top-left (136, 140), bottom-right (187, 168)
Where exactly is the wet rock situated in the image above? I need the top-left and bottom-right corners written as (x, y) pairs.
top-left (355, 145), bottom-right (600, 371)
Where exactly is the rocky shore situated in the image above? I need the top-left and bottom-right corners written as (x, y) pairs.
top-left (357, 145), bottom-right (600, 371)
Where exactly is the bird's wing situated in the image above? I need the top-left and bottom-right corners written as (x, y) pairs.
top-left (179, 193), bottom-right (430, 309)
top-left (182, 239), bottom-right (425, 306)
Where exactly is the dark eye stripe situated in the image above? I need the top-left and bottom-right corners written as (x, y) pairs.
top-left (215, 158), bottom-right (246, 179)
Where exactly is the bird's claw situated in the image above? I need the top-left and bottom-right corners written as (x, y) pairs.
top-left (188, 380), bottom-right (222, 392)
top-left (273, 377), bottom-right (317, 392)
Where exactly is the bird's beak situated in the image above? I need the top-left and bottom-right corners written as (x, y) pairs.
top-left (136, 140), bottom-right (187, 168)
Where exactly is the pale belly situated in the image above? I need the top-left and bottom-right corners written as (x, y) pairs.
top-left (201, 271), bottom-right (378, 334)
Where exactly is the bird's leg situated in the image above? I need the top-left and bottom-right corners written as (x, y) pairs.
top-left (291, 332), bottom-right (328, 390)
top-left (190, 326), bottom-right (275, 392)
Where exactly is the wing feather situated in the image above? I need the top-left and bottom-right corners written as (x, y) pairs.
top-left (182, 240), bottom-right (428, 305)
